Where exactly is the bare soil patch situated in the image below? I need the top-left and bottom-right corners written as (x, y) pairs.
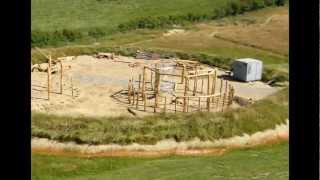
top-left (31, 55), bottom-right (280, 117)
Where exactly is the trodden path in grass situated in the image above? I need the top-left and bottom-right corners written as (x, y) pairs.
top-left (32, 120), bottom-right (288, 158)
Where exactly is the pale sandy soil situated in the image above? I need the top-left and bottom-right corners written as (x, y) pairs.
top-left (31, 55), bottom-right (280, 117)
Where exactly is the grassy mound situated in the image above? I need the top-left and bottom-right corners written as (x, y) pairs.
top-left (32, 88), bottom-right (288, 145)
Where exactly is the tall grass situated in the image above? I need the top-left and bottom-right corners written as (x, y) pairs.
top-left (32, 88), bottom-right (288, 145)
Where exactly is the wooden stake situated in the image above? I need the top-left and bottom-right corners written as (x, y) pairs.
top-left (201, 78), bottom-right (204, 93)
top-left (181, 65), bottom-right (186, 83)
top-left (138, 74), bottom-right (141, 93)
top-left (60, 61), bottom-right (63, 94)
top-left (207, 74), bottom-right (210, 95)
top-left (186, 97), bottom-right (190, 112)
top-left (198, 97), bottom-right (201, 111)
top-left (132, 88), bottom-right (135, 105)
top-left (155, 67), bottom-right (160, 109)
top-left (136, 90), bottom-right (139, 109)
top-left (193, 68), bottom-right (198, 96)
top-left (142, 67), bottom-right (146, 96)
top-left (220, 79), bottom-right (223, 94)
top-left (128, 79), bottom-right (132, 104)
top-left (143, 92), bottom-right (147, 111)
top-left (175, 97), bottom-right (177, 113)
top-left (211, 71), bottom-right (216, 95)
top-left (150, 71), bottom-right (153, 90)
top-left (183, 77), bottom-right (188, 112)
top-left (207, 97), bottom-right (210, 112)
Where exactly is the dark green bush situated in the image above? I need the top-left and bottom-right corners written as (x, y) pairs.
top-left (275, 0), bottom-right (286, 6)
top-left (88, 28), bottom-right (106, 38)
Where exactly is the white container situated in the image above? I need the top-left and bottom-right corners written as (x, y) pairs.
top-left (231, 58), bottom-right (263, 82)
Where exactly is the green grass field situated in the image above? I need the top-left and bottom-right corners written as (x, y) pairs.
top-left (32, 142), bottom-right (288, 180)
top-left (32, 0), bottom-right (227, 31)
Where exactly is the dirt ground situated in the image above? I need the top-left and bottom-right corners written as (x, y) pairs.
top-left (31, 55), bottom-right (281, 117)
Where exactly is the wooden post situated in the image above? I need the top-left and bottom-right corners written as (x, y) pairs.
top-left (136, 74), bottom-right (142, 109)
top-left (183, 77), bottom-right (188, 112)
top-left (187, 97), bottom-right (189, 112)
top-left (181, 64), bottom-right (186, 83)
top-left (136, 90), bottom-right (139, 109)
top-left (132, 88), bottom-right (135, 105)
top-left (220, 79), bottom-right (223, 94)
top-left (150, 71), bottom-right (153, 90)
top-left (211, 71), bottom-right (216, 95)
top-left (198, 97), bottom-right (201, 111)
top-left (128, 79), bottom-right (132, 104)
top-left (175, 97), bottom-right (177, 113)
top-left (193, 68), bottom-right (198, 96)
top-left (221, 81), bottom-right (228, 112)
top-left (138, 74), bottom-right (141, 93)
top-left (47, 55), bottom-right (52, 100)
top-left (154, 67), bottom-right (160, 109)
top-left (143, 92), bottom-right (147, 111)
top-left (207, 74), bottom-right (210, 95)
top-left (142, 67), bottom-right (146, 96)
top-left (207, 97), bottom-right (210, 112)
top-left (201, 78), bottom-right (204, 93)
top-left (60, 61), bottom-right (63, 94)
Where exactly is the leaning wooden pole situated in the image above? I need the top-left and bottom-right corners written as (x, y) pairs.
top-left (193, 68), bottom-right (198, 96)
top-left (154, 66), bottom-right (160, 112)
top-left (181, 64), bottom-right (186, 84)
top-left (128, 79), bottom-right (132, 104)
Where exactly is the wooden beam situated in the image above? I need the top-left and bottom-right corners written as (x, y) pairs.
top-left (128, 79), bottom-right (132, 104)
top-left (207, 74), bottom-right (210, 95)
top-left (181, 65), bottom-right (186, 83)
top-left (183, 77), bottom-right (188, 112)
top-left (193, 68), bottom-right (198, 96)
top-left (175, 97), bottom-right (177, 113)
top-left (187, 97), bottom-right (189, 112)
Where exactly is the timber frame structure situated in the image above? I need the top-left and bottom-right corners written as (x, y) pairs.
top-left (126, 60), bottom-right (235, 113)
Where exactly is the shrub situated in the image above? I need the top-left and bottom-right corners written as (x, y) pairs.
top-left (88, 28), bottom-right (106, 38)
top-left (275, 0), bottom-right (286, 6)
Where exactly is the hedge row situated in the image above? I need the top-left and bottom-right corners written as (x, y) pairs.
top-left (31, 0), bottom-right (286, 47)
top-left (31, 28), bottom-right (107, 47)
top-left (117, 0), bottom-right (286, 32)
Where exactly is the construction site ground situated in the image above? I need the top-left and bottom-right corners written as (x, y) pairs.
top-left (31, 55), bottom-right (282, 118)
